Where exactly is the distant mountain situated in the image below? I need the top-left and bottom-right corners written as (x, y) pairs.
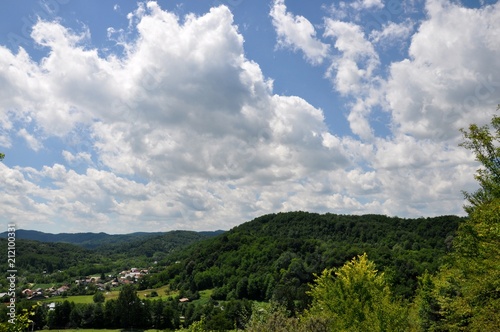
top-left (97, 230), bottom-right (227, 259)
top-left (0, 229), bottom-right (225, 249)
top-left (0, 229), bottom-right (226, 275)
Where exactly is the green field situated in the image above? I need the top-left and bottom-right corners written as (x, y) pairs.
top-left (195, 289), bottom-right (214, 305)
top-left (42, 330), bottom-right (122, 332)
top-left (41, 330), bottom-right (164, 332)
top-left (29, 283), bottom-right (58, 290)
top-left (43, 285), bottom-right (178, 304)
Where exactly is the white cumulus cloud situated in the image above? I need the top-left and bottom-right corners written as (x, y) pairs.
top-left (270, 0), bottom-right (330, 65)
top-left (0, 0), bottom-right (496, 233)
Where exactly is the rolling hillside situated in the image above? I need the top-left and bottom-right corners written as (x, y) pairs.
top-left (0, 229), bottom-right (224, 249)
top-left (140, 212), bottom-right (464, 312)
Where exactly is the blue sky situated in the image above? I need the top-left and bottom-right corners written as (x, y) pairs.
top-left (0, 0), bottom-right (499, 233)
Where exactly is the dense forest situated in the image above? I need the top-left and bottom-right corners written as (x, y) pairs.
top-left (0, 230), bottom-right (221, 278)
top-left (140, 213), bottom-right (461, 306)
top-left (1, 111), bottom-right (500, 331)
top-left (0, 212), bottom-right (462, 330)
top-left (0, 229), bottom-right (223, 250)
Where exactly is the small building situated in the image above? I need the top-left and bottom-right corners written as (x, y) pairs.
top-left (28, 293), bottom-right (47, 301)
top-left (55, 285), bottom-right (70, 295)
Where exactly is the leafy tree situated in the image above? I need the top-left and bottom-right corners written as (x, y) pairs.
top-left (413, 110), bottom-right (500, 331)
top-left (460, 108), bottom-right (500, 213)
top-left (92, 303), bottom-right (105, 329)
top-left (0, 303), bottom-right (39, 332)
top-left (411, 270), bottom-right (443, 331)
top-left (52, 300), bottom-right (73, 329)
top-left (103, 299), bottom-right (119, 328)
top-left (116, 284), bottom-right (145, 329)
top-left (245, 303), bottom-right (302, 332)
top-left (0, 153), bottom-right (4, 161)
top-left (303, 253), bottom-right (409, 331)
top-left (423, 199), bottom-right (500, 331)
top-left (93, 291), bottom-right (105, 303)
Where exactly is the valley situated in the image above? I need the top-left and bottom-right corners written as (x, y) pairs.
top-left (1, 212), bottom-right (464, 330)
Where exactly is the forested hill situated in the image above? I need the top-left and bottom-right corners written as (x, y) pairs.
top-left (0, 229), bottom-right (224, 249)
top-left (141, 212), bottom-right (464, 311)
top-left (0, 230), bottom-right (224, 276)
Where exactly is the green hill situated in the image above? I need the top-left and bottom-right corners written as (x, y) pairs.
top-left (0, 229), bottom-right (224, 249)
top-left (0, 230), bottom-right (223, 280)
top-left (140, 212), bottom-right (463, 312)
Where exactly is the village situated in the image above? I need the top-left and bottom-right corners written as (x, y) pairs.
top-left (16, 267), bottom-right (150, 301)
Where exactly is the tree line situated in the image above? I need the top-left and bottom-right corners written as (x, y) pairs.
top-left (0, 284), bottom-right (253, 331)
top-left (139, 212), bottom-right (462, 314)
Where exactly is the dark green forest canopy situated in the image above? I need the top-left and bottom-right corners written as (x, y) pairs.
top-left (0, 212), bottom-right (464, 330)
top-left (0, 229), bottom-right (222, 250)
top-left (0, 230), bottom-right (221, 278)
top-left (142, 212), bottom-right (463, 306)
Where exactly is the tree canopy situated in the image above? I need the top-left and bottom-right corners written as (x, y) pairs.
top-left (304, 253), bottom-right (409, 331)
top-left (409, 108), bottom-right (500, 331)
top-left (460, 108), bottom-right (500, 213)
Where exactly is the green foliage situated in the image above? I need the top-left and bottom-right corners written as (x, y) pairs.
top-left (153, 212), bottom-right (461, 313)
top-left (411, 271), bottom-right (442, 331)
top-left (0, 303), bottom-right (39, 332)
top-left (0, 153), bottom-right (4, 161)
top-left (1, 229), bottom-right (220, 250)
top-left (116, 284), bottom-right (144, 328)
top-left (245, 303), bottom-right (303, 332)
top-left (98, 230), bottom-right (219, 259)
top-left (0, 212), bottom-right (463, 330)
top-left (460, 108), bottom-right (500, 214)
top-left (422, 199), bottom-right (500, 331)
top-left (0, 238), bottom-right (105, 276)
top-left (410, 111), bottom-right (500, 331)
top-left (304, 253), bottom-right (409, 331)
top-left (93, 291), bottom-right (105, 303)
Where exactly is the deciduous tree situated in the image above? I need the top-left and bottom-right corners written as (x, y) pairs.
top-left (304, 253), bottom-right (409, 331)
top-left (460, 108), bottom-right (500, 213)
top-left (116, 284), bottom-right (145, 328)
top-left (414, 109), bottom-right (500, 330)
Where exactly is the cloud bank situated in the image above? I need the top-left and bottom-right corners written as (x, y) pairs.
top-left (1, 0), bottom-right (498, 233)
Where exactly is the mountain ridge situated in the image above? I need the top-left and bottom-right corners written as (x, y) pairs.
top-left (0, 228), bottom-right (225, 249)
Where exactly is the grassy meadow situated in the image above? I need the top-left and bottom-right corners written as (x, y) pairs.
top-left (42, 284), bottom-right (177, 304)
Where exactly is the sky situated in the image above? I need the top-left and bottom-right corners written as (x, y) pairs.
top-left (0, 0), bottom-right (499, 234)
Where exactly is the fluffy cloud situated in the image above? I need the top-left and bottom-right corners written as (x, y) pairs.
top-left (369, 20), bottom-right (414, 45)
top-left (270, 0), bottom-right (330, 65)
top-left (267, 1), bottom-right (496, 214)
top-left (0, 0), bottom-right (496, 233)
top-left (18, 128), bottom-right (42, 151)
top-left (386, 0), bottom-right (500, 140)
top-left (0, 2), bottom-right (356, 233)
top-left (351, 0), bottom-right (384, 11)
